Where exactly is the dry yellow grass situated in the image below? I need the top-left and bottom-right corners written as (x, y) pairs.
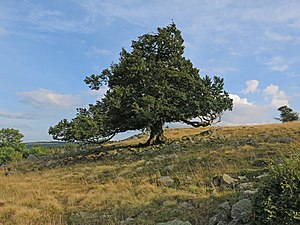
top-left (0, 122), bottom-right (300, 224)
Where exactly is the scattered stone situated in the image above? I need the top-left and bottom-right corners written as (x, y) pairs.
top-left (223, 174), bottom-right (238, 185)
top-left (237, 175), bottom-right (248, 182)
top-left (231, 199), bottom-right (253, 223)
top-left (158, 176), bottom-right (174, 187)
top-left (255, 173), bottom-right (269, 180)
top-left (243, 189), bottom-right (258, 195)
top-left (237, 182), bottom-right (254, 191)
top-left (240, 189), bottom-right (258, 199)
top-left (157, 219), bottom-right (192, 225)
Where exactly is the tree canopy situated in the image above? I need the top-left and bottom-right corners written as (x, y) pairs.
top-left (275, 105), bottom-right (299, 123)
top-left (0, 128), bottom-right (27, 164)
top-left (49, 23), bottom-right (233, 145)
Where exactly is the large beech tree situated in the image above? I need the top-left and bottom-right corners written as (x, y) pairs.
top-left (49, 23), bottom-right (233, 145)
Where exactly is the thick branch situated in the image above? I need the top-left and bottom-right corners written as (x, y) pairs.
top-left (81, 133), bottom-right (116, 146)
top-left (181, 113), bottom-right (221, 127)
top-left (181, 119), bottom-right (211, 127)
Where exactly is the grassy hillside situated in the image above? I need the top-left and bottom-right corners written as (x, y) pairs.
top-left (1, 122), bottom-right (300, 224)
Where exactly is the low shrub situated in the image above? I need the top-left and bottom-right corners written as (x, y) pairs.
top-left (253, 158), bottom-right (300, 225)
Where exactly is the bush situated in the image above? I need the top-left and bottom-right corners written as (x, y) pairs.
top-left (25, 145), bottom-right (50, 158)
top-left (253, 159), bottom-right (300, 224)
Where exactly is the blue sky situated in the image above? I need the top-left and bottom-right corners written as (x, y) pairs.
top-left (1, 0), bottom-right (300, 142)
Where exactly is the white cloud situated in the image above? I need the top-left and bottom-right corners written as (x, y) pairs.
top-left (222, 94), bottom-right (274, 125)
top-left (263, 84), bottom-right (289, 108)
top-left (243, 80), bottom-right (259, 94)
top-left (18, 88), bottom-right (81, 109)
top-left (263, 56), bottom-right (289, 72)
top-left (229, 94), bottom-right (253, 106)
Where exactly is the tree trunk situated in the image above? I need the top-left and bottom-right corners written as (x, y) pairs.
top-left (145, 122), bottom-right (166, 146)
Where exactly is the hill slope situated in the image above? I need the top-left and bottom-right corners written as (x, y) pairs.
top-left (1, 122), bottom-right (300, 224)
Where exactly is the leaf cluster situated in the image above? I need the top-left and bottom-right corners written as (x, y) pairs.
top-left (49, 104), bottom-right (115, 145)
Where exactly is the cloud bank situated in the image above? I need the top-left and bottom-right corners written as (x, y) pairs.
top-left (18, 88), bottom-right (81, 109)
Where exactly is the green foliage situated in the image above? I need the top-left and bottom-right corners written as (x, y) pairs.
top-left (253, 159), bottom-right (300, 225)
top-left (0, 128), bottom-right (27, 164)
top-left (275, 105), bottom-right (299, 123)
top-left (50, 23), bottom-right (233, 145)
top-left (25, 145), bottom-right (50, 157)
top-left (49, 106), bottom-right (114, 145)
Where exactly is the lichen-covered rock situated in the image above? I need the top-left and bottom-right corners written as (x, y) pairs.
top-left (231, 199), bottom-right (253, 223)
top-left (223, 174), bottom-right (238, 184)
top-left (218, 201), bottom-right (231, 214)
top-left (208, 213), bottom-right (227, 225)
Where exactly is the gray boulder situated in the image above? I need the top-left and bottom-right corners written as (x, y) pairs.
top-left (231, 199), bottom-right (253, 223)
top-left (209, 213), bottom-right (227, 225)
